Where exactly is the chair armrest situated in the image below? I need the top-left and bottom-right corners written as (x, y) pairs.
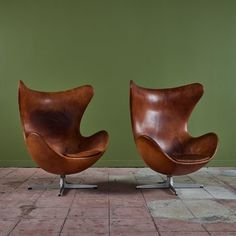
top-left (184, 133), bottom-right (219, 157)
top-left (80, 130), bottom-right (109, 153)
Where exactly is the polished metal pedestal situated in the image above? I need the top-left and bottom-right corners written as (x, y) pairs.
top-left (58, 175), bottom-right (97, 196)
top-left (28, 175), bottom-right (97, 196)
top-left (136, 176), bottom-right (203, 195)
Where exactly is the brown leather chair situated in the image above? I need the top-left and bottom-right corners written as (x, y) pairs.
top-left (18, 81), bottom-right (109, 196)
top-left (130, 80), bottom-right (218, 195)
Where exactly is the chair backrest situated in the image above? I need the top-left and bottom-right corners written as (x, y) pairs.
top-left (18, 81), bottom-right (93, 153)
top-left (130, 80), bottom-right (204, 155)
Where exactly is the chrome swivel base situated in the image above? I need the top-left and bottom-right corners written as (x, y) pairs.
top-left (58, 175), bottom-right (97, 196)
top-left (28, 175), bottom-right (97, 196)
top-left (136, 176), bottom-right (203, 195)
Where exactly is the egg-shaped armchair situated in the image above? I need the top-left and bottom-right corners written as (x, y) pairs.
top-left (18, 81), bottom-right (109, 196)
top-left (130, 81), bottom-right (218, 195)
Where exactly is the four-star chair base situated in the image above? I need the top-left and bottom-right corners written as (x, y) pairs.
top-left (136, 176), bottom-right (203, 195)
top-left (28, 174), bottom-right (204, 196)
top-left (28, 175), bottom-right (97, 196)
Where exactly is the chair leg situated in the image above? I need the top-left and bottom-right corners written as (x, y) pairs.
top-left (28, 175), bottom-right (97, 196)
top-left (136, 176), bottom-right (203, 195)
top-left (28, 184), bottom-right (59, 190)
top-left (58, 175), bottom-right (97, 196)
top-left (173, 183), bottom-right (204, 188)
top-left (136, 182), bottom-right (169, 189)
top-left (136, 176), bottom-right (177, 195)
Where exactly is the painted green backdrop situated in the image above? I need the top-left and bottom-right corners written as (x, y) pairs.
top-left (0, 0), bottom-right (235, 167)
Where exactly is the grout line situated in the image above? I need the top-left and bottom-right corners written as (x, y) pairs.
top-left (133, 172), bottom-right (161, 236)
top-left (1, 169), bottom-right (16, 178)
top-left (201, 224), bottom-right (212, 236)
top-left (14, 169), bottom-right (39, 191)
top-left (28, 173), bottom-right (59, 205)
top-left (178, 173), bottom-right (209, 223)
top-left (3, 169), bottom-right (39, 198)
top-left (58, 187), bottom-right (76, 236)
top-left (187, 175), bottom-right (217, 200)
top-left (210, 173), bottom-right (236, 192)
top-left (179, 198), bottom-right (196, 219)
top-left (6, 219), bottom-right (21, 236)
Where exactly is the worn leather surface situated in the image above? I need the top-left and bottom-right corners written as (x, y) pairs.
top-left (18, 81), bottom-right (109, 175)
top-left (130, 80), bottom-right (218, 176)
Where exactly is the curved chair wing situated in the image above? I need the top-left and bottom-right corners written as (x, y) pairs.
top-left (183, 133), bottom-right (218, 158)
top-left (79, 130), bottom-right (109, 154)
top-left (18, 81), bottom-right (109, 195)
top-left (130, 80), bottom-right (219, 194)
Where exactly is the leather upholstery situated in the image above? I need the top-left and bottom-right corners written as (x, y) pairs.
top-left (130, 80), bottom-right (218, 176)
top-left (18, 81), bottom-right (109, 175)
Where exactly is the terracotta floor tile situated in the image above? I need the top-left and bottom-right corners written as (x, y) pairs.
top-left (75, 185), bottom-right (109, 198)
top-left (154, 218), bottom-right (205, 232)
top-left (209, 233), bottom-right (236, 236)
top-left (109, 186), bottom-right (140, 195)
top-left (80, 176), bottom-right (109, 184)
top-left (159, 232), bottom-right (209, 236)
top-left (35, 199), bottom-right (72, 208)
top-left (142, 189), bottom-right (177, 201)
top-left (68, 206), bottom-right (109, 218)
top-left (218, 199), bottom-right (236, 211)
top-left (110, 218), bottom-right (157, 234)
top-left (110, 232), bottom-right (159, 236)
top-left (6, 190), bottom-right (42, 202)
top-left (109, 198), bottom-right (146, 207)
top-left (0, 169), bottom-right (15, 178)
top-left (184, 199), bottom-right (232, 219)
top-left (0, 179), bottom-right (25, 192)
top-left (109, 191), bottom-right (143, 198)
top-left (147, 199), bottom-right (194, 220)
top-left (204, 222), bottom-right (236, 232)
top-left (0, 207), bottom-right (23, 219)
top-left (10, 231), bottom-right (59, 236)
top-left (74, 191), bottom-right (109, 200)
top-left (1, 167), bottom-right (236, 236)
top-left (11, 219), bottom-right (64, 234)
top-left (60, 233), bottom-right (108, 236)
top-left (62, 218), bottom-right (109, 235)
top-left (6, 168), bottom-right (37, 179)
top-left (0, 177), bottom-right (26, 184)
top-left (0, 198), bottom-right (36, 208)
top-left (23, 207), bottom-right (69, 219)
top-left (109, 168), bottom-right (138, 175)
top-left (26, 177), bottom-right (56, 183)
top-left (109, 192), bottom-right (145, 207)
top-left (72, 197), bottom-right (109, 208)
top-left (0, 219), bottom-right (18, 235)
top-left (109, 189), bottom-right (143, 197)
top-left (110, 206), bottom-right (151, 219)
top-left (35, 193), bottom-right (74, 208)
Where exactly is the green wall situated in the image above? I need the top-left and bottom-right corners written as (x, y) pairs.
top-left (0, 0), bottom-right (236, 167)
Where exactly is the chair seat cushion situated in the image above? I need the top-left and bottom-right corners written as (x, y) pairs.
top-left (66, 149), bottom-right (102, 158)
top-left (171, 154), bottom-right (210, 163)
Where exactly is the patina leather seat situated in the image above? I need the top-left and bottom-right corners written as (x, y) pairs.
top-left (130, 80), bottom-right (218, 195)
top-left (18, 81), bottom-right (109, 196)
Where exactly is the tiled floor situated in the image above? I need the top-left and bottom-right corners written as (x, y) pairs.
top-left (0, 167), bottom-right (236, 236)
